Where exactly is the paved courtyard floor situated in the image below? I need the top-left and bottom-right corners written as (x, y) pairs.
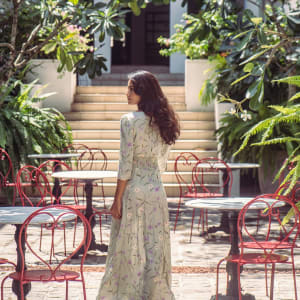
top-left (0, 200), bottom-right (299, 300)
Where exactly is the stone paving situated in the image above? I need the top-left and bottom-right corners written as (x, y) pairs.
top-left (0, 202), bottom-right (299, 299)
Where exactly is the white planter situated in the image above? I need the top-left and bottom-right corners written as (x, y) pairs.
top-left (185, 59), bottom-right (215, 112)
top-left (26, 59), bottom-right (76, 112)
top-left (214, 102), bottom-right (235, 131)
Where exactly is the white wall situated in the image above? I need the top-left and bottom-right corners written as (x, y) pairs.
top-left (169, 0), bottom-right (186, 74)
top-left (27, 59), bottom-right (76, 113)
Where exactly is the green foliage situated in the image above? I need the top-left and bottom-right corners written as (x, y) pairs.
top-left (0, 0), bottom-right (131, 81)
top-left (157, 13), bottom-right (224, 59)
top-left (157, 0), bottom-right (241, 60)
top-left (233, 75), bottom-right (300, 194)
top-left (213, 2), bottom-right (300, 174)
top-left (0, 79), bottom-right (73, 173)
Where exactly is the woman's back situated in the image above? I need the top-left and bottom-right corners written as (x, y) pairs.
top-left (120, 111), bottom-right (170, 176)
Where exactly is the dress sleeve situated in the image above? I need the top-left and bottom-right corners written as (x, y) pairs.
top-left (158, 143), bottom-right (171, 174)
top-left (117, 115), bottom-right (134, 180)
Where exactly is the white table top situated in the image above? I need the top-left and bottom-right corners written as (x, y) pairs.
top-left (52, 170), bottom-right (117, 180)
top-left (0, 207), bottom-right (76, 224)
top-left (185, 197), bottom-right (282, 211)
top-left (28, 153), bottom-right (80, 159)
top-left (196, 162), bottom-right (260, 169)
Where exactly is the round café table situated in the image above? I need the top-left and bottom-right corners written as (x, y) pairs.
top-left (0, 206), bottom-right (76, 300)
top-left (52, 170), bottom-right (117, 252)
top-left (185, 197), bottom-right (283, 299)
top-left (28, 153), bottom-right (81, 204)
top-left (195, 162), bottom-right (260, 197)
top-left (194, 162), bottom-right (260, 235)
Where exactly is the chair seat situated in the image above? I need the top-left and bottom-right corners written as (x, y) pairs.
top-left (185, 192), bottom-right (223, 198)
top-left (227, 253), bottom-right (289, 264)
top-left (241, 241), bottom-right (294, 249)
top-left (9, 270), bottom-right (80, 282)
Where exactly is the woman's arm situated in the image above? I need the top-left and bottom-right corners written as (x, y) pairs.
top-left (110, 179), bottom-right (128, 219)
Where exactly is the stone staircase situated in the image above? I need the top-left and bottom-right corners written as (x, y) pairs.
top-left (64, 85), bottom-right (218, 200)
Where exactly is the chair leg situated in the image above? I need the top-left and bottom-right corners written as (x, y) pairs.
top-left (270, 263), bottom-right (275, 300)
top-left (98, 214), bottom-right (103, 244)
top-left (73, 217), bottom-right (78, 248)
top-left (173, 198), bottom-right (182, 232)
top-left (64, 224), bottom-right (66, 256)
top-left (39, 224), bottom-right (43, 251)
top-left (237, 263), bottom-right (242, 300)
top-left (216, 258), bottom-right (225, 300)
top-left (82, 277), bottom-right (87, 300)
top-left (66, 280), bottom-right (69, 300)
top-left (291, 254), bottom-right (298, 300)
top-left (197, 209), bottom-right (202, 230)
top-left (205, 209), bottom-right (208, 232)
top-left (189, 208), bottom-right (196, 243)
top-left (264, 263), bottom-right (268, 296)
top-left (1, 276), bottom-right (9, 300)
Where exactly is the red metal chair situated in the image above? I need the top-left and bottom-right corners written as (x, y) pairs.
top-left (0, 147), bottom-right (17, 205)
top-left (216, 194), bottom-right (300, 300)
top-left (38, 159), bottom-right (74, 205)
top-left (64, 144), bottom-right (110, 246)
top-left (15, 165), bottom-right (53, 207)
top-left (0, 205), bottom-right (91, 300)
top-left (173, 152), bottom-right (200, 232)
top-left (81, 148), bottom-right (110, 245)
top-left (38, 160), bottom-right (80, 250)
top-left (15, 165), bottom-right (63, 254)
top-left (75, 147), bottom-right (108, 208)
top-left (189, 157), bottom-right (232, 242)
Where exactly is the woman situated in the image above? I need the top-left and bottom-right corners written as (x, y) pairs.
top-left (97, 70), bottom-right (180, 300)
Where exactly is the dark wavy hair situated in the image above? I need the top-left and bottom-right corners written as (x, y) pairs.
top-left (128, 70), bottom-right (180, 145)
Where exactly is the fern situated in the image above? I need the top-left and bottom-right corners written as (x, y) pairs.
top-left (289, 92), bottom-right (300, 102)
top-left (272, 76), bottom-right (300, 88)
top-left (252, 137), bottom-right (300, 146)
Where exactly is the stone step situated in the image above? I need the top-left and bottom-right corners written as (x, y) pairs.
top-left (68, 120), bottom-right (215, 131)
top-left (76, 86), bottom-right (185, 95)
top-left (74, 93), bottom-right (185, 103)
top-left (71, 102), bottom-right (186, 112)
top-left (71, 139), bottom-right (217, 150)
top-left (62, 182), bottom-right (219, 197)
top-left (93, 149), bottom-right (217, 161)
top-left (71, 129), bottom-right (214, 140)
top-left (111, 65), bottom-right (171, 73)
top-left (89, 73), bottom-right (184, 86)
top-left (64, 111), bottom-right (215, 121)
top-left (66, 161), bottom-right (220, 183)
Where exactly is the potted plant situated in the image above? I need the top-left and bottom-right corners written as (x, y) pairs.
top-left (157, 1), bottom-right (241, 112)
top-left (214, 1), bottom-right (300, 192)
top-left (0, 0), bottom-right (130, 111)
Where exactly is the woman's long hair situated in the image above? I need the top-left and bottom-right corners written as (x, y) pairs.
top-left (128, 70), bottom-right (180, 145)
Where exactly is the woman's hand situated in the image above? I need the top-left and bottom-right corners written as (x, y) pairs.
top-left (111, 179), bottom-right (128, 220)
top-left (110, 200), bottom-right (122, 219)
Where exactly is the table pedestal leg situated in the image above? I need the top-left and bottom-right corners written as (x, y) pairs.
top-left (52, 161), bottom-right (62, 204)
top-left (52, 177), bottom-right (61, 205)
top-left (226, 211), bottom-right (240, 297)
top-left (12, 224), bottom-right (31, 300)
top-left (78, 180), bottom-right (108, 253)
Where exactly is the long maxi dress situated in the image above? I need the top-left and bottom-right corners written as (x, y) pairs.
top-left (97, 111), bottom-right (175, 300)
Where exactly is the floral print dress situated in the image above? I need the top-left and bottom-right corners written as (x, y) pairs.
top-left (97, 111), bottom-right (175, 300)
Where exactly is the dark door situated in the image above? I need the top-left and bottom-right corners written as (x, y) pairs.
top-left (111, 4), bottom-right (169, 66)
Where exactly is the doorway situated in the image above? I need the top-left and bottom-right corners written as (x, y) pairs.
top-left (111, 3), bottom-right (170, 66)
